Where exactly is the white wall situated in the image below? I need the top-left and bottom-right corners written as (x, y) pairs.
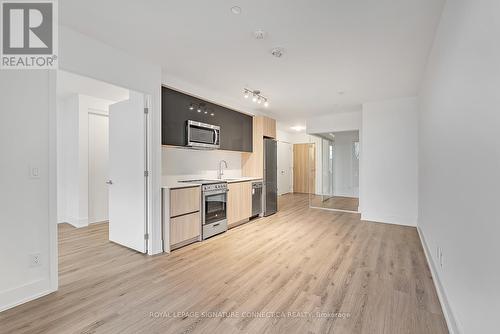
top-left (0, 71), bottom-right (56, 311)
top-left (306, 110), bottom-right (362, 134)
top-left (417, 1), bottom-right (500, 333)
top-left (161, 147), bottom-right (242, 183)
top-left (361, 97), bottom-right (418, 227)
top-left (276, 128), bottom-right (309, 144)
top-left (57, 94), bottom-right (80, 225)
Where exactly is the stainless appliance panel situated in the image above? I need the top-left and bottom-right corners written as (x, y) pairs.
top-left (186, 120), bottom-right (220, 149)
top-left (263, 138), bottom-right (277, 216)
top-left (202, 219), bottom-right (228, 239)
top-left (203, 191), bottom-right (227, 225)
top-left (252, 181), bottom-right (263, 217)
top-left (201, 182), bottom-right (228, 240)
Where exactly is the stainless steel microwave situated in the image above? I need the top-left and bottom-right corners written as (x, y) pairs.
top-left (186, 120), bottom-right (220, 149)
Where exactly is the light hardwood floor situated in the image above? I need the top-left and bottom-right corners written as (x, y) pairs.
top-left (310, 195), bottom-right (360, 212)
top-left (0, 194), bottom-right (448, 334)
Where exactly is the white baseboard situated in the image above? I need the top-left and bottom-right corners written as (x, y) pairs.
top-left (417, 226), bottom-right (460, 334)
top-left (361, 213), bottom-right (416, 227)
top-left (0, 279), bottom-right (55, 313)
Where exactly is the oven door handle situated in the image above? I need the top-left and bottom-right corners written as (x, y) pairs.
top-left (204, 190), bottom-right (228, 195)
top-left (202, 196), bottom-right (206, 225)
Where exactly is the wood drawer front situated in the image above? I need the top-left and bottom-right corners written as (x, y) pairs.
top-left (170, 212), bottom-right (201, 246)
top-left (170, 187), bottom-right (200, 217)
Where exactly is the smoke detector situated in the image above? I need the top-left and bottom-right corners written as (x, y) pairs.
top-left (230, 6), bottom-right (241, 15)
top-left (271, 47), bottom-right (285, 58)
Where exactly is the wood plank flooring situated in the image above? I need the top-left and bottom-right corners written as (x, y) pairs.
top-left (0, 194), bottom-right (448, 334)
top-left (310, 195), bottom-right (359, 212)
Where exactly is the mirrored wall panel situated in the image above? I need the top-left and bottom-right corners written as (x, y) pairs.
top-left (308, 131), bottom-right (359, 212)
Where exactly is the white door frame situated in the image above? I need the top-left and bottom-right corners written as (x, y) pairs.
top-left (50, 69), bottom-right (162, 294)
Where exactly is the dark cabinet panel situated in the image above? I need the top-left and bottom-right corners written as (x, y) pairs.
top-left (162, 87), bottom-right (253, 152)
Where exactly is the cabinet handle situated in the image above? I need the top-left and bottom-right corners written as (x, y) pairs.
top-left (213, 223), bottom-right (220, 227)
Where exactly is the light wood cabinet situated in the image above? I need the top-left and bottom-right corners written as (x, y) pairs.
top-left (170, 186), bottom-right (200, 217)
top-left (168, 186), bottom-right (201, 250)
top-left (170, 212), bottom-right (201, 247)
top-left (262, 116), bottom-right (276, 139)
top-left (227, 181), bottom-right (252, 226)
top-left (242, 115), bottom-right (276, 178)
top-left (242, 117), bottom-right (264, 178)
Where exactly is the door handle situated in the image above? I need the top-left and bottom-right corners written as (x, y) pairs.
top-left (214, 129), bottom-right (219, 145)
top-left (106, 180), bottom-right (113, 185)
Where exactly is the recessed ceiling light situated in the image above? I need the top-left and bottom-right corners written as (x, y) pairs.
top-left (291, 125), bottom-right (306, 132)
top-left (230, 6), bottom-right (241, 15)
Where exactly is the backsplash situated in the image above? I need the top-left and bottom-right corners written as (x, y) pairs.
top-left (161, 146), bottom-right (242, 184)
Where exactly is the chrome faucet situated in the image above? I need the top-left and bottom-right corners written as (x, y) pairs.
top-left (218, 160), bottom-right (228, 179)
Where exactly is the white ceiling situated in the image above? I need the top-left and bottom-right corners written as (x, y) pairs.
top-left (60, 0), bottom-right (445, 127)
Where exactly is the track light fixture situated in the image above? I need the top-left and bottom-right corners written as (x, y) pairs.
top-left (188, 102), bottom-right (215, 116)
top-left (243, 88), bottom-right (269, 107)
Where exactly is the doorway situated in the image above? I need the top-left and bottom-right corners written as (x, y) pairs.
top-left (56, 70), bottom-right (150, 253)
top-left (308, 131), bottom-right (359, 212)
top-left (277, 141), bottom-right (293, 195)
top-left (88, 111), bottom-right (109, 223)
top-left (293, 143), bottom-right (315, 194)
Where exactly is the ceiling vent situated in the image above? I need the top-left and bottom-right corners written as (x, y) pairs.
top-left (254, 29), bottom-right (266, 40)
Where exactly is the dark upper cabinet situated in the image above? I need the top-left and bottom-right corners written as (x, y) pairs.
top-left (162, 87), bottom-right (253, 152)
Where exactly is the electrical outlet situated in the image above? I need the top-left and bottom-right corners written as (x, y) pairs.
top-left (30, 253), bottom-right (41, 267)
top-left (29, 164), bottom-right (40, 179)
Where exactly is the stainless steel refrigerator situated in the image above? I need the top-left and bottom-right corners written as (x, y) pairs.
top-left (263, 138), bottom-right (277, 216)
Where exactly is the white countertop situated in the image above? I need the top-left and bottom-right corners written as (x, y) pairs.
top-left (162, 177), bottom-right (263, 189)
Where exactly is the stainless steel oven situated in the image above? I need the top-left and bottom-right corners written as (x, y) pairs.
top-left (186, 120), bottom-right (220, 149)
top-left (202, 182), bottom-right (227, 239)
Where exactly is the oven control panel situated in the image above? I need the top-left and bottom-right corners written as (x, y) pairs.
top-left (202, 183), bottom-right (228, 192)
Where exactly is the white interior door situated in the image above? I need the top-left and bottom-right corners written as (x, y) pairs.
top-left (88, 113), bottom-right (109, 223)
top-left (108, 91), bottom-right (147, 253)
top-left (277, 141), bottom-right (293, 195)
